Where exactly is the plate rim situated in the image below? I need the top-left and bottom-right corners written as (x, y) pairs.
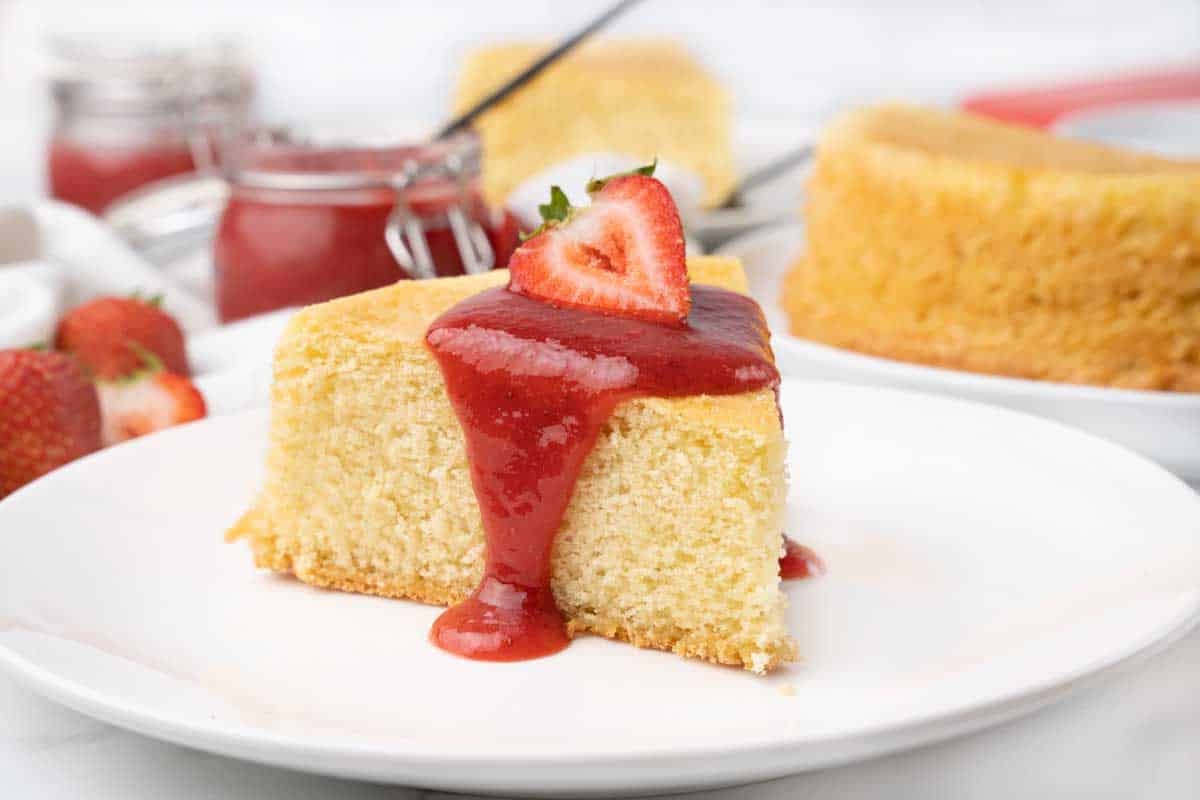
top-left (2, 608), bottom-right (1196, 794)
top-left (2, 383), bottom-right (1200, 791)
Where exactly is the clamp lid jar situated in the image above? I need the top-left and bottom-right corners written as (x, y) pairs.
top-left (46, 37), bottom-right (254, 214)
top-left (213, 128), bottom-right (520, 322)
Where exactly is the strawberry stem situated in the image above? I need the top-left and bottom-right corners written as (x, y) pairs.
top-left (586, 158), bottom-right (657, 194)
top-left (127, 342), bottom-right (164, 378)
top-left (522, 185), bottom-right (577, 241)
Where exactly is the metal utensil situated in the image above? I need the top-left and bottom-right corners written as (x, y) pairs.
top-left (435, 0), bottom-right (645, 140)
top-left (718, 143), bottom-right (813, 210)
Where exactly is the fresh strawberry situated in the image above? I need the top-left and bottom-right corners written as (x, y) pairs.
top-left (97, 370), bottom-right (207, 446)
top-left (508, 163), bottom-right (690, 324)
top-left (55, 295), bottom-right (191, 380)
top-left (0, 349), bottom-right (102, 498)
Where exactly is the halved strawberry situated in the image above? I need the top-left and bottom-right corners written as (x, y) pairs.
top-left (508, 167), bottom-right (689, 324)
top-left (97, 370), bottom-right (207, 446)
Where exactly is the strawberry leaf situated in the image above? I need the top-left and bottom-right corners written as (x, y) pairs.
top-left (586, 158), bottom-right (658, 195)
top-left (521, 185), bottom-right (577, 241)
top-left (538, 186), bottom-right (572, 225)
top-left (518, 160), bottom-right (660, 242)
top-left (129, 290), bottom-right (164, 307)
top-left (129, 289), bottom-right (164, 309)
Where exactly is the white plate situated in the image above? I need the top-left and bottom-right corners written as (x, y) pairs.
top-left (1053, 99), bottom-right (1200, 159)
top-left (2, 381), bottom-right (1198, 795)
top-left (720, 224), bottom-right (1200, 483)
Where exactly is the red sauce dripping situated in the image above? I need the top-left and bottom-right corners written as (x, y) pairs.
top-left (425, 285), bottom-right (780, 661)
top-left (780, 537), bottom-right (825, 580)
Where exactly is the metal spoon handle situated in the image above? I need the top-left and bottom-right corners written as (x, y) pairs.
top-left (435, 0), bottom-right (646, 140)
top-left (733, 144), bottom-right (813, 197)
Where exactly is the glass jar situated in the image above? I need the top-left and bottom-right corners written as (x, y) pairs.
top-left (212, 130), bottom-right (521, 322)
top-left (46, 39), bottom-right (253, 214)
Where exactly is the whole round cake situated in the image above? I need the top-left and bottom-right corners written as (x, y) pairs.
top-left (782, 104), bottom-right (1200, 391)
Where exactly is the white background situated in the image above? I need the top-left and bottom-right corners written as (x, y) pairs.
top-left (3, 0), bottom-right (1200, 203)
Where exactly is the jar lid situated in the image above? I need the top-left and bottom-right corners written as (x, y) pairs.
top-left (48, 37), bottom-right (254, 115)
top-left (102, 126), bottom-right (486, 263)
top-left (227, 127), bottom-right (482, 192)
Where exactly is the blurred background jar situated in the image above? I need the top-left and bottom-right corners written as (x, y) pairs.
top-left (46, 38), bottom-right (254, 215)
top-left (212, 128), bottom-right (521, 322)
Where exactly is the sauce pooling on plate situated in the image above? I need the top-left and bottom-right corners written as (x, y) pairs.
top-left (780, 538), bottom-right (825, 580)
top-left (425, 284), bottom-right (781, 661)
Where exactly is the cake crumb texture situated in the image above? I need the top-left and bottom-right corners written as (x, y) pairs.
top-left (783, 103), bottom-right (1200, 391)
top-left (228, 257), bottom-right (795, 672)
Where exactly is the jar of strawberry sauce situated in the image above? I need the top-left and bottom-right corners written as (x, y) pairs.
top-left (47, 40), bottom-right (253, 214)
top-left (212, 131), bottom-right (520, 322)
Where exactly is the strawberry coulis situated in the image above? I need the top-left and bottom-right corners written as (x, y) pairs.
top-left (424, 283), bottom-right (808, 662)
top-left (779, 538), bottom-right (825, 580)
top-left (48, 138), bottom-right (198, 215)
top-left (215, 192), bottom-right (521, 322)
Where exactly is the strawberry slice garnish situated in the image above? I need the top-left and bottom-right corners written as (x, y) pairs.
top-left (508, 163), bottom-right (689, 325)
top-left (56, 294), bottom-right (191, 380)
top-left (0, 349), bottom-right (102, 498)
top-left (97, 369), bottom-right (207, 446)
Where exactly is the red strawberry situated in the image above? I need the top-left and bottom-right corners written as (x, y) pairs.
top-left (55, 295), bottom-right (191, 380)
top-left (97, 370), bottom-right (207, 446)
top-left (508, 169), bottom-right (689, 324)
top-left (0, 349), bottom-right (102, 498)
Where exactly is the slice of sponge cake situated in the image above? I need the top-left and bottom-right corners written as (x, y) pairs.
top-left (228, 257), bottom-right (795, 672)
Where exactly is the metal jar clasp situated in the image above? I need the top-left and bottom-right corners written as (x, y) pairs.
top-left (383, 153), bottom-right (494, 280)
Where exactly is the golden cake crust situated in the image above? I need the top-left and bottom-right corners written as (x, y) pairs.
top-left (783, 104), bottom-right (1200, 391)
top-left (228, 257), bottom-right (795, 672)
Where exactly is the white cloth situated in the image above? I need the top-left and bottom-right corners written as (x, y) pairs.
top-left (0, 201), bottom-right (216, 351)
top-left (0, 207), bottom-right (40, 264)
